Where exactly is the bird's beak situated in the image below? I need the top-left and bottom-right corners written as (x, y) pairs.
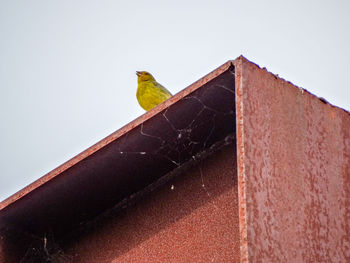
top-left (136, 71), bottom-right (142, 77)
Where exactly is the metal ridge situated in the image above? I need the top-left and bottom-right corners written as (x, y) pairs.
top-left (0, 60), bottom-right (234, 210)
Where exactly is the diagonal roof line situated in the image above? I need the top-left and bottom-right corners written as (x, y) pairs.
top-left (0, 60), bottom-right (234, 210)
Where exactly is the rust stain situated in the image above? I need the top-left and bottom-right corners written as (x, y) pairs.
top-left (234, 56), bottom-right (249, 263)
top-left (235, 56), bottom-right (350, 262)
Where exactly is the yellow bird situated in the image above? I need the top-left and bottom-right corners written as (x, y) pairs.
top-left (136, 71), bottom-right (172, 111)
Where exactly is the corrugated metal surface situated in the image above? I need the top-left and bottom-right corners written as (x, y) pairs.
top-left (235, 56), bottom-right (350, 262)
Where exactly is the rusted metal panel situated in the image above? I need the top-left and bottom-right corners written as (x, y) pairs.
top-left (62, 145), bottom-right (240, 262)
top-left (235, 56), bottom-right (350, 262)
top-left (0, 62), bottom-right (237, 262)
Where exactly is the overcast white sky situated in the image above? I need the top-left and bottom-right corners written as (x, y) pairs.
top-left (0, 0), bottom-right (349, 201)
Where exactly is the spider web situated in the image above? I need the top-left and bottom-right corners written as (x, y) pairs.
top-left (12, 66), bottom-right (236, 262)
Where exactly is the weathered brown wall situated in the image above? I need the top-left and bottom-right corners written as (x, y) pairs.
top-left (62, 144), bottom-right (240, 262)
top-left (235, 57), bottom-right (350, 262)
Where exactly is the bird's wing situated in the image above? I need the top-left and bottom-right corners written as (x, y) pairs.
top-left (155, 82), bottom-right (172, 96)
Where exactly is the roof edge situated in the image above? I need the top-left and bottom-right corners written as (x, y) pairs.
top-left (234, 55), bottom-right (350, 115)
top-left (0, 60), bottom-right (235, 210)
